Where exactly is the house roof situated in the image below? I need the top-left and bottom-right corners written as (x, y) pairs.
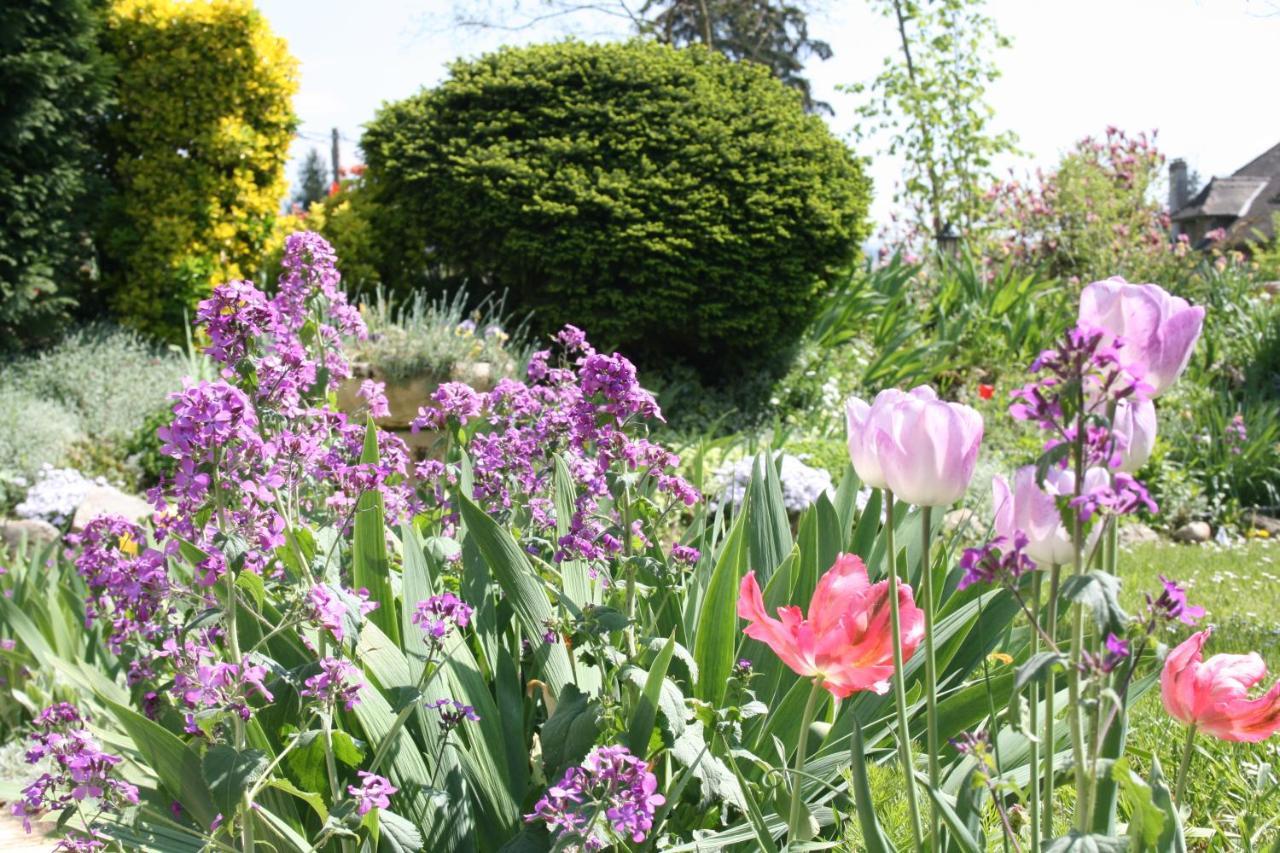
top-left (1172, 141), bottom-right (1280, 245)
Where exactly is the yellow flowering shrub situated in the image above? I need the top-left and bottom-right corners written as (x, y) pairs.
top-left (101, 0), bottom-right (297, 339)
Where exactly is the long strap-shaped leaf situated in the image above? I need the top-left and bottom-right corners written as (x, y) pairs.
top-left (352, 416), bottom-right (400, 645)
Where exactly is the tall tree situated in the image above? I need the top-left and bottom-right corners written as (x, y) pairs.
top-left (848, 0), bottom-right (1018, 244)
top-left (0, 0), bottom-right (111, 349)
top-left (451, 0), bottom-right (833, 112)
top-left (293, 148), bottom-right (329, 208)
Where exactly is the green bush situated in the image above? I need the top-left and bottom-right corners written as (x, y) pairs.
top-left (361, 39), bottom-right (870, 374)
top-left (97, 0), bottom-right (297, 340)
top-left (0, 0), bottom-right (111, 349)
top-left (0, 389), bottom-right (81, 508)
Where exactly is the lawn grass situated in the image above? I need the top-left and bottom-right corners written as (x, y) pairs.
top-left (1120, 536), bottom-right (1280, 851)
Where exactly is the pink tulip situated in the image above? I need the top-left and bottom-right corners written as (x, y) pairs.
top-left (737, 554), bottom-right (924, 698)
top-left (1079, 277), bottom-right (1205, 396)
top-left (1161, 629), bottom-right (1280, 742)
top-left (992, 465), bottom-right (1109, 567)
top-left (845, 388), bottom-right (933, 490)
top-left (1112, 396), bottom-right (1157, 473)
top-left (868, 386), bottom-right (983, 507)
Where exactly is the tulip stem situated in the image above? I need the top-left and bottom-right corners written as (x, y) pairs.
top-left (884, 491), bottom-right (924, 852)
top-left (920, 505), bottom-right (940, 845)
top-left (1174, 725), bottom-right (1197, 805)
top-left (788, 676), bottom-right (825, 843)
top-left (1028, 571), bottom-right (1042, 848)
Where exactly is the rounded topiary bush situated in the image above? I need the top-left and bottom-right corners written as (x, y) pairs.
top-left (361, 40), bottom-right (871, 373)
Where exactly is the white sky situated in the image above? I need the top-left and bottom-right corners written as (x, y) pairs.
top-left (258, 0), bottom-right (1280, 223)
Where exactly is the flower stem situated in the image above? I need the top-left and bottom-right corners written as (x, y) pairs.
top-left (920, 505), bottom-right (940, 845)
top-left (1028, 571), bottom-right (1042, 848)
top-left (884, 491), bottom-right (924, 851)
top-left (1042, 561), bottom-right (1061, 842)
top-left (1174, 725), bottom-right (1197, 804)
top-left (788, 677), bottom-right (825, 843)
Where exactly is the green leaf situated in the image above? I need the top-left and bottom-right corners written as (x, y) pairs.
top-left (746, 452), bottom-right (792, 583)
top-left (378, 808), bottom-right (426, 852)
top-left (285, 728), bottom-right (363, 795)
top-left (202, 745), bottom-right (269, 818)
top-left (457, 493), bottom-right (574, 695)
top-left (1149, 756), bottom-right (1187, 853)
top-left (627, 633), bottom-right (676, 757)
top-left (268, 777), bottom-right (330, 822)
top-left (849, 718), bottom-right (897, 853)
top-left (235, 570), bottom-right (265, 610)
top-left (353, 416), bottom-right (401, 645)
top-left (922, 780), bottom-right (982, 853)
top-left (1061, 571), bottom-right (1130, 634)
top-left (1112, 757), bottom-right (1164, 850)
top-left (722, 745), bottom-right (780, 853)
top-left (99, 698), bottom-right (218, 829)
top-left (694, 504), bottom-right (749, 704)
top-left (540, 684), bottom-right (600, 779)
top-left (1015, 651), bottom-right (1066, 692)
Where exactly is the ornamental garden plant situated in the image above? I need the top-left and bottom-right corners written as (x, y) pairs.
top-left (3, 232), bottom-right (1279, 852)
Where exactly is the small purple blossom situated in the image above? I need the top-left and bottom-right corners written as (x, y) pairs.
top-left (301, 657), bottom-right (364, 710)
top-left (1147, 576), bottom-right (1206, 627)
top-left (958, 533), bottom-right (1036, 590)
top-left (411, 593), bottom-right (474, 645)
top-left (427, 698), bottom-right (480, 730)
top-left (525, 745), bottom-right (665, 850)
top-left (348, 771), bottom-right (397, 815)
top-left (670, 544), bottom-right (700, 566)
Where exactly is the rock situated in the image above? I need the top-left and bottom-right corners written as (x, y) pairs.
top-left (71, 485), bottom-right (152, 532)
top-left (1118, 521), bottom-right (1160, 546)
top-left (1244, 511), bottom-right (1280, 536)
top-left (0, 517), bottom-right (60, 548)
top-left (1172, 521), bottom-right (1212, 544)
top-left (943, 508), bottom-right (976, 536)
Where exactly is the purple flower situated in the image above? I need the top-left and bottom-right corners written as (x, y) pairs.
top-left (359, 379), bottom-right (390, 419)
top-left (958, 533), bottom-right (1036, 590)
top-left (427, 698), bottom-right (480, 730)
top-left (348, 771), bottom-right (397, 815)
top-left (411, 593), bottom-right (474, 645)
top-left (1147, 576), bottom-right (1206, 627)
top-left (670, 544), bottom-right (700, 566)
top-left (301, 658), bottom-right (364, 710)
top-left (525, 745), bottom-right (665, 850)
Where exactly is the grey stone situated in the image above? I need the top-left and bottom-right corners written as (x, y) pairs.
top-left (1118, 521), bottom-right (1160, 546)
top-left (1244, 511), bottom-right (1280, 535)
top-left (1172, 521), bottom-right (1212, 544)
top-left (943, 507), bottom-right (977, 535)
top-left (0, 518), bottom-right (60, 548)
top-left (71, 485), bottom-right (152, 532)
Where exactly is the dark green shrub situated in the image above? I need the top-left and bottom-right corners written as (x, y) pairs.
top-left (0, 0), bottom-right (111, 349)
top-left (361, 39), bottom-right (870, 373)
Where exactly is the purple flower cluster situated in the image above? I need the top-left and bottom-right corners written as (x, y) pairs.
top-left (525, 745), bottom-right (666, 851)
top-left (12, 704), bottom-right (139, 850)
top-left (348, 771), bottom-right (397, 816)
top-left (308, 584), bottom-right (377, 645)
top-left (68, 516), bottom-right (170, 653)
top-left (1081, 633), bottom-right (1131, 676)
top-left (173, 653), bottom-right (275, 730)
top-left (412, 327), bottom-right (698, 569)
top-left (427, 698), bottom-right (480, 730)
top-left (958, 533), bottom-right (1036, 591)
top-left (1145, 575), bottom-right (1206, 627)
top-left (301, 657), bottom-right (364, 711)
top-left (411, 593), bottom-right (474, 646)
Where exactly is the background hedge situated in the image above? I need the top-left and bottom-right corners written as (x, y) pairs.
top-left (361, 40), bottom-right (871, 374)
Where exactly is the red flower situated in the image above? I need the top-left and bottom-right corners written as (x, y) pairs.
top-left (978, 384), bottom-right (995, 400)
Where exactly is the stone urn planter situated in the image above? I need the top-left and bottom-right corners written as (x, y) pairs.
top-left (336, 361), bottom-right (496, 455)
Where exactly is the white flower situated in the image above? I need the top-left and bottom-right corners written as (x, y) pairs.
top-left (15, 465), bottom-right (99, 526)
top-left (714, 453), bottom-right (841, 514)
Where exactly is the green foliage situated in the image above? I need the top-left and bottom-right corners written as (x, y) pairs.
top-left (362, 39), bottom-right (870, 374)
top-left (98, 0), bottom-right (297, 340)
top-left (849, 0), bottom-right (1019, 241)
top-left (0, 388), bottom-right (81, 507)
top-left (0, 0), bottom-right (111, 349)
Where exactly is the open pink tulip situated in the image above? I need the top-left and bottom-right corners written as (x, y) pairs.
top-left (738, 554), bottom-right (924, 698)
top-left (992, 465), bottom-right (1109, 567)
top-left (1112, 396), bottom-right (1157, 473)
top-left (846, 388), bottom-right (928, 490)
top-left (865, 386), bottom-right (983, 507)
top-left (1079, 277), bottom-right (1205, 397)
top-left (1161, 629), bottom-right (1280, 742)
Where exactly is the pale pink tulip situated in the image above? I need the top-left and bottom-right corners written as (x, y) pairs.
top-left (1161, 629), bottom-right (1280, 742)
top-left (845, 388), bottom-right (932, 490)
top-left (992, 465), bottom-right (1109, 567)
top-left (1079, 277), bottom-right (1205, 396)
top-left (738, 554), bottom-right (924, 698)
top-left (1112, 396), bottom-right (1157, 473)
top-left (868, 386), bottom-right (983, 507)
